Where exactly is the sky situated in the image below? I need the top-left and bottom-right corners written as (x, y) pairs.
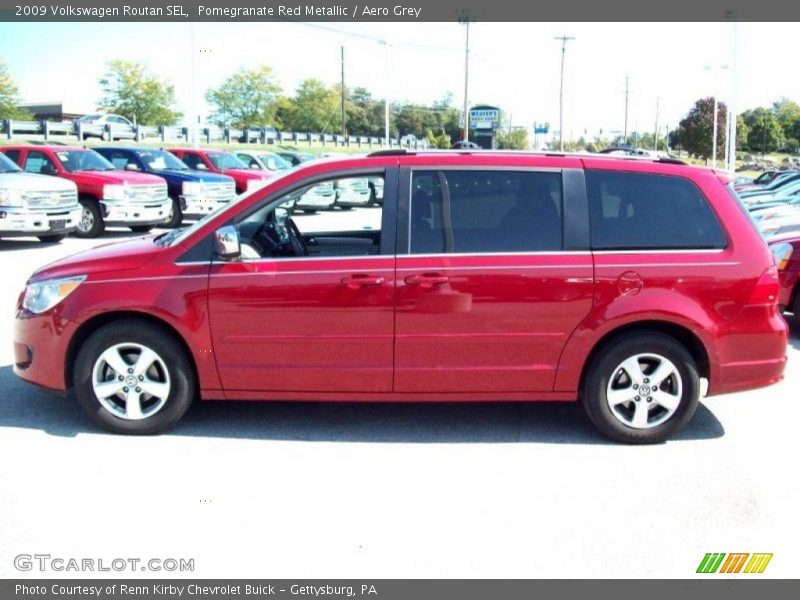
top-left (1, 21), bottom-right (799, 141)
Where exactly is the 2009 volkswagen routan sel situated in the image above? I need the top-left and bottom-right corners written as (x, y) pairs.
top-left (13, 150), bottom-right (789, 443)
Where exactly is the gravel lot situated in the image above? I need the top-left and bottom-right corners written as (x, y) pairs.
top-left (0, 222), bottom-right (798, 578)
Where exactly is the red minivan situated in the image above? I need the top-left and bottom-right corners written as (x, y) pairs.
top-left (12, 151), bottom-right (788, 443)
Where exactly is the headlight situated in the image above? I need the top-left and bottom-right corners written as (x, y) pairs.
top-left (771, 243), bottom-right (793, 271)
top-left (182, 181), bottom-right (203, 196)
top-left (0, 188), bottom-right (24, 208)
top-left (103, 184), bottom-right (125, 201)
top-left (23, 275), bottom-right (86, 314)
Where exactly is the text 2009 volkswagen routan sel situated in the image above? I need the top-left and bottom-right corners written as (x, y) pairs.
top-left (13, 150), bottom-right (788, 443)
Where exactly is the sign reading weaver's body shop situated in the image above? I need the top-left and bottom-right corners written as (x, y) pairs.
top-left (469, 107), bottom-right (500, 130)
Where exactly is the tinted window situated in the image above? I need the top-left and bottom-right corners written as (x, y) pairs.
top-left (586, 171), bottom-right (726, 250)
top-left (181, 153), bottom-right (204, 170)
top-left (3, 150), bottom-right (21, 166)
top-left (409, 170), bottom-right (563, 254)
top-left (24, 151), bottom-right (58, 175)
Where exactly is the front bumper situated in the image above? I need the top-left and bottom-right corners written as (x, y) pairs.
top-left (0, 205), bottom-right (82, 236)
top-left (101, 199), bottom-right (170, 226)
top-left (180, 195), bottom-right (232, 216)
top-left (13, 308), bottom-right (78, 392)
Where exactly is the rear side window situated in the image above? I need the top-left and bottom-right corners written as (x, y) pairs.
top-left (586, 171), bottom-right (727, 250)
top-left (409, 170), bottom-right (563, 254)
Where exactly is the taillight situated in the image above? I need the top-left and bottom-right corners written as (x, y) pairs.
top-left (747, 265), bottom-right (781, 306)
top-left (770, 242), bottom-right (793, 271)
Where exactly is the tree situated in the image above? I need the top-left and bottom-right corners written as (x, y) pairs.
top-left (426, 127), bottom-right (451, 149)
top-left (678, 97), bottom-right (728, 161)
top-left (205, 65), bottom-right (282, 129)
top-left (496, 128), bottom-right (529, 150)
top-left (282, 79), bottom-right (339, 133)
top-left (741, 107), bottom-right (785, 154)
top-left (98, 60), bottom-right (181, 126)
top-left (0, 59), bottom-right (31, 120)
top-left (773, 97), bottom-right (800, 143)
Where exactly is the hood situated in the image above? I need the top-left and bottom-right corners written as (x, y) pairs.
top-left (30, 236), bottom-right (162, 282)
top-left (222, 169), bottom-right (273, 181)
top-left (71, 170), bottom-right (166, 186)
top-left (0, 172), bottom-right (77, 192)
top-left (154, 169), bottom-right (233, 184)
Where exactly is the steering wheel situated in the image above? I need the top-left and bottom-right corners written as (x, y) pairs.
top-left (285, 217), bottom-right (308, 256)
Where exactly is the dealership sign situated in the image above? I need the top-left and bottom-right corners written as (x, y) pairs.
top-left (469, 107), bottom-right (500, 130)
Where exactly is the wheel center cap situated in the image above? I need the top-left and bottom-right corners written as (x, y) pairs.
top-left (125, 375), bottom-right (137, 386)
top-left (640, 385), bottom-right (651, 395)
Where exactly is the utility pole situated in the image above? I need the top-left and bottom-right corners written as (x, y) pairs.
top-left (340, 46), bottom-right (346, 138)
top-left (554, 35), bottom-right (574, 151)
top-left (462, 20), bottom-right (471, 141)
top-left (623, 76), bottom-right (629, 146)
top-left (654, 97), bottom-right (660, 151)
top-left (726, 20), bottom-right (739, 171)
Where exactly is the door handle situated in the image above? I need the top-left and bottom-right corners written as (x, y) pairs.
top-left (341, 274), bottom-right (385, 289)
top-left (404, 273), bottom-right (450, 288)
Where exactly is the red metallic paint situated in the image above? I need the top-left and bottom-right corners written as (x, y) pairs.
top-left (12, 152), bottom-right (789, 406)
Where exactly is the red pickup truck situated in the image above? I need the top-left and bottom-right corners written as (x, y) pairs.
top-left (1, 145), bottom-right (169, 237)
top-left (167, 148), bottom-right (272, 195)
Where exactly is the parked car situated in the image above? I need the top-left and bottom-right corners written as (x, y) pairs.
top-left (276, 151), bottom-right (315, 167)
top-left (95, 147), bottom-right (236, 227)
top-left (281, 180), bottom-right (336, 213)
top-left (75, 114), bottom-right (136, 141)
top-left (0, 151), bottom-right (81, 243)
top-left (749, 202), bottom-right (800, 223)
top-left (1, 145), bottom-right (169, 237)
top-left (451, 140), bottom-right (481, 149)
top-left (333, 176), bottom-right (375, 208)
top-left (735, 169), bottom-right (794, 193)
top-left (167, 148), bottom-right (272, 195)
top-left (235, 151), bottom-right (292, 173)
top-left (759, 212), bottom-right (800, 239)
top-left (12, 151), bottom-right (787, 443)
top-left (769, 233), bottom-right (800, 320)
top-left (739, 172), bottom-right (800, 204)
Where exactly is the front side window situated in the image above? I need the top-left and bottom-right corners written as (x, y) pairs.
top-left (234, 174), bottom-right (384, 260)
top-left (586, 170), bottom-right (727, 250)
top-left (409, 170), bottom-right (563, 254)
top-left (181, 153), bottom-right (205, 170)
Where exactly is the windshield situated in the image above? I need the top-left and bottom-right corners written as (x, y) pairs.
top-left (207, 152), bottom-right (247, 170)
top-left (161, 167), bottom-right (298, 248)
top-left (55, 150), bottom-right (115, 172)
top-left (0, 153), bottom-right (21, 172)
top-left (136, 150), bottom-right (188, 171)
top-left (78, 114), bottom-right (102, 122)
top-left (259, 153), bottom-right (291, 171)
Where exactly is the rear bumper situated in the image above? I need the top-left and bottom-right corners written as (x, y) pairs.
top-left (0, 206), bottom-right (81, 236)
top-left (708, 305), bottom-right (789, 396)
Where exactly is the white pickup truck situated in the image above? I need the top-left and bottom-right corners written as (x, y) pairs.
top-left (0, 152), bottom-right (80, 243)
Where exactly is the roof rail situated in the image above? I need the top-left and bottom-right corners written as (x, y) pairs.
top-left (367, 149), bottom-right (411, 157)
top-left (656, 157), bottom-right (687, 165)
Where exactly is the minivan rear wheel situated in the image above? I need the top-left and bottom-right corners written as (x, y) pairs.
top-left (581, 332), bottom-right (700, 444)
top-left (73, 320), bottom-right (196, 434)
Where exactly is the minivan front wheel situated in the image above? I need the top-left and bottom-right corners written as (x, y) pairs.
top-left (74, 320), bottom-right (196, 434)
top-left (581, 332), bottom-right (700, 444)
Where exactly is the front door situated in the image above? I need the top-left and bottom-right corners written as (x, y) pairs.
top-left (207, 170), bottom-right (396, 394)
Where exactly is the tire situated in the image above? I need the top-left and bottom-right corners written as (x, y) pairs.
top-left (163, 197), bottom-right (183, 228)
top-left (73, 319), bottom-right (196, 434)
top-left (580, 331), bottom-right (700, 444)
top-left (37, 234), bottom-right (67, 243)
top-left (73, 200), bottom-right (104, 238)
top-left (130, 225), bottom-right (154, 233)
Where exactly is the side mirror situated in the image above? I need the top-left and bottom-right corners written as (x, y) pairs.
top-left (41, 164), bottom-right (57, 176)
top-left (124, 163), bottom-right (140, 171)
top-left (250, 164), bottom-right (260, 169)
top-left (214, 225), bottom-right (241, 261)
top-left (196, 163), bottom-right (208, 171)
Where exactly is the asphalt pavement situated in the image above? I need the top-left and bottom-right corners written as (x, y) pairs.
top-left (0, 221), bottom-right (798, 578)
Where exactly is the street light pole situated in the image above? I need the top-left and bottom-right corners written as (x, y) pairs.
top-left (462, 20), bottom-right (471, 142)
top-left (554, 35), bottom-right (574, 152)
